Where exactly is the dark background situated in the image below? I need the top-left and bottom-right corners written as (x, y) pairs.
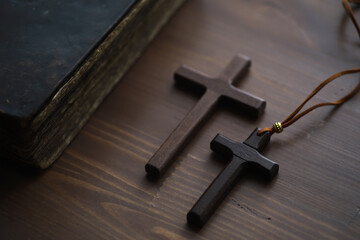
top-left (0, 0), bottom-right (359, 239)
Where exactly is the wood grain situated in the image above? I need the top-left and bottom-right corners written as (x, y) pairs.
top-left (1, 0), bottom-right (360, 239)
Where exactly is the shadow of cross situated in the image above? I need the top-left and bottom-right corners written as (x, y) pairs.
top-left (187, 128), bottom-right (279, 228)
top-left (145, 54), bottom-right (266, 179)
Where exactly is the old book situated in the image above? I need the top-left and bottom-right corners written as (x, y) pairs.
top-left (0, 0), bottom-right (185, 168)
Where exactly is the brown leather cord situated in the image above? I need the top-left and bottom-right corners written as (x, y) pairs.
top-left (258, 68), bottom-right (360, 134)
top-left (258, 1), bottom-right (360, 135)
top-left (343, 0), bottom-right (360, 38)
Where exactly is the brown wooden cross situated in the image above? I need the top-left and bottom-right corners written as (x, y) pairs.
top-left (145, 54), bottom-right (266, 179)
top-left (187, 128), bottom-right (278, 228)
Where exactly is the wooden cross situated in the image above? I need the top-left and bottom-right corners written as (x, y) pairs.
top-left (145, 54), bottom-right (266, 179)
top-left (187, 128), bottom-right (279, 228)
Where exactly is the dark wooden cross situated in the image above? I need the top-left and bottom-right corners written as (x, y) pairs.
top-left (187, 128), bottom-right (279, 228)
top-left (145, 54), bottom-right (266, 179)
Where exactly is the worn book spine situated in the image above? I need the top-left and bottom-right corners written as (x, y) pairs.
top-left (1, 0), bottom-right (186, 168)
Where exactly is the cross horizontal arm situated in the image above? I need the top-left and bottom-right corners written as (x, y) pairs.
top-left (211, 134), bottom-right (278, 179)
top-left (220, 87), bottom-right (266, 117)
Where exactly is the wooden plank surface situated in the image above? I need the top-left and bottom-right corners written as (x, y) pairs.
top-left (1, 0), bottom-right (360, 239)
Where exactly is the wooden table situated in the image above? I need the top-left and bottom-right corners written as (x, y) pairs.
top-left (1, 0), bottom-right (359, 239)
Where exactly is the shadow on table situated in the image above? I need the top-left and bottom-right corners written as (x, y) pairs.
top-left (0, 157), bottom-right (45, 198)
